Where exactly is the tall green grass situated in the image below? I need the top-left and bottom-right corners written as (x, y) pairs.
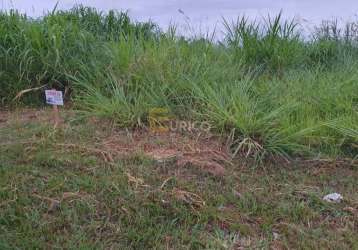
top-left (0, 6), bottom-right (158, 105)
top-left (0, 6), bottom-right (357, 159)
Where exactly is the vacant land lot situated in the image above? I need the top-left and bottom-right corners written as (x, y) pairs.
top-left (1, 6), bottom-right (357, 249)
top-left (0, 110), bottom-right (357, 249)
top-left (1, 7), bottom-right (357, 160)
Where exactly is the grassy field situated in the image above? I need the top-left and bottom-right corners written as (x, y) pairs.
top-left (0, 6), bottom-right (357, 159)
top-left (0, 6), bottom-right (357, 249)
top-left (0, 110), bottom-right (357, 249)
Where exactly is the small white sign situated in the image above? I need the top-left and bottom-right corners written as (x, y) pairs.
top-left (45, 90), bottom-right (64, 106)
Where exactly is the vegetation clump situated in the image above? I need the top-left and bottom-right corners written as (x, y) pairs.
top-left (0, 6), bottom-right (357, 159)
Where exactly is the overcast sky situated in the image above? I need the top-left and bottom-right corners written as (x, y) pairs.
top-left (2, 0), bottom-right (358, 34)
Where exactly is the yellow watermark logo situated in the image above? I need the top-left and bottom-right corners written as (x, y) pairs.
top-left (148, 108), bottom-right (211, 133)
top-left (148, 108), bottom-right (171, 133)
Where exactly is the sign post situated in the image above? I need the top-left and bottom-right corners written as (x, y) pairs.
top-left (45, 89), bottom-right (64, 126)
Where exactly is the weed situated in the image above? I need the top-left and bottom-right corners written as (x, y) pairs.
top-left (0, 7), bottom-right (357, 159)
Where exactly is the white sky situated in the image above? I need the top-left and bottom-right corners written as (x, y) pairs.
top-left (2, 1), bottom-right (358, 35)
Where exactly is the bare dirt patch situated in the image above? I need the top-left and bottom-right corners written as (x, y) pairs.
top-left (101, 131), bottom-right (232, 177)
top-left (2, 109), bottom-right (233, 177)
top-left (0, 108), bottom-right (57, 127)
